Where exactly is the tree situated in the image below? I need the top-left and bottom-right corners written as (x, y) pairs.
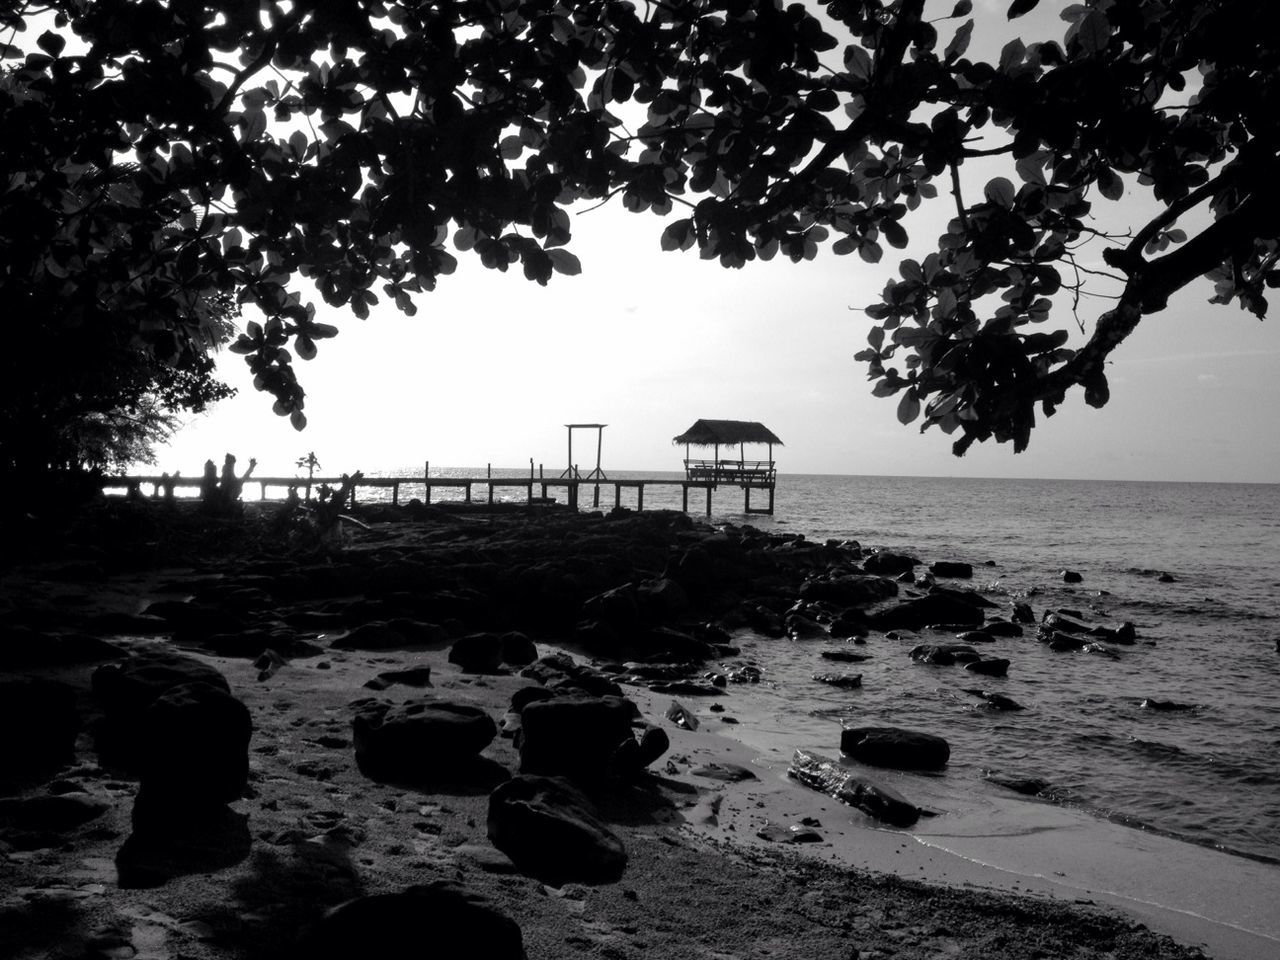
top-left (2, 0), bottom-right (1275, 456)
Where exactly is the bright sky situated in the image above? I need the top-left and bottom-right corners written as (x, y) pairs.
top-left (153, 1), bottom-right (1280, 483)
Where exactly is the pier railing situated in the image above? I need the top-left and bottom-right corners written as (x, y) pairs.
top-left (102, 466), bottom-right (778, 516)
top-left (682, 458), bottom-right (776, 485)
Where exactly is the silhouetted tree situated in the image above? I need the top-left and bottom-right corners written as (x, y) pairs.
top-left (2, 0), bottom-right (1275, 455)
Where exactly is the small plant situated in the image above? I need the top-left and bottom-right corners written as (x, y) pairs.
top-left (284, 471), bottom-right (367, 554)
top-left (295, 451), bottom-right (321, 501)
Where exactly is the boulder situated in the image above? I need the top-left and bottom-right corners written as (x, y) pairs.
top-left (798, 575), bottom-right (898, 607)
top-left (0, 677), bottom-right (79, 777)
top-left (448, 633), bottom-right (503, 673)
top-left (788, 750), bottom-right (920, 827)
top-left (982, 619), bottom-right (1024, 637)
top-left (955, 630), bottom-right (995, 644)
top-left (487, 775), bottom-right (627, 885)
top-left (499, 631), bottom-right (538, 666)
top-left (93, 650), bottom-right (230, 720)
top-left (0, 793), bottom-right (108, 833)
top-left (909, 643), bottom-right (980, 666)
top-left (636, 578), bottom-right (690, 619)
top-left (297, 883), bottom-right (524, 960)
top-left (139, 681), bottom-right (253, 806)
top-left (352, 699), bottom-right (497, 781)
top-left (1139, 698), bottom-right (1195, 712)
top-left (841, 726), bottom-right (950, 771)
top-left (811, 673), bottom-right (862, 689)
top-left (517, 695), bottom-right (636, 780)
top-left (786, 615), bottom-right (828, 641)
top-left (1011, 602), bottom-right (1036, 624)
top-left (820, 649), bottom-right (871, 663)
top-left (868, 594), bottom-right (985, 630)
top-left (965, 689), bottom-right (1024, 711)
top-left (964, 658), bottom-right (1010, 678)
top-left (363, 666), bottom-right (433, 692)
top-left (862, 551), bottom-right (920, 576)
top-left (1061, 569), bottom-right (1083, 584)
top-left (928, 561), bottom-right (973, 579)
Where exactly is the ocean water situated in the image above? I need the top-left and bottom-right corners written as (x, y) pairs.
top-left (379, 469), bottom-right (1280, 866)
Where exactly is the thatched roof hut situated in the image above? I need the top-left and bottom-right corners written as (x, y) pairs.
top-left (671, 419), bottom-right (784, 448)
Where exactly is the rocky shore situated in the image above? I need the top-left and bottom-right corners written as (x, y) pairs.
top-left (0, 500), bottom-right (1209, 959)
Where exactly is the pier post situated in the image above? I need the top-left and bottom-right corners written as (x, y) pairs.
top-left (392, 482), bottom-right (399, 506)
top-left (768, 485), bottom-right (774, 514)
top-left (616, 485), bottom-right (622, 510)
top-left (465, 482), bottom-right (472, 503)
top-left (744, 486), bottom-right (750, 512)
top-left (706, 487), bottom-right (712, 517)
top-left (568, 482), bottom-right (578, 510)
top-left (637, 485), bottom-right (644, 512)
top-left (593, 484), bottom-right (600, 508)
top-left (681, 485), bottom-right (688, 512)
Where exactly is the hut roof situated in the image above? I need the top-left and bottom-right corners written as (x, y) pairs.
top-left (672, 419), bottom-right (784, 447)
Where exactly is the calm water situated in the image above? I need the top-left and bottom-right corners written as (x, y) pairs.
top-left (382, 470), bottom-right (1280, 864)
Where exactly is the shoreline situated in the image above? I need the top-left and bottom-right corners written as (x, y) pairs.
top-left (2, 501), bottom-right (1273, 958)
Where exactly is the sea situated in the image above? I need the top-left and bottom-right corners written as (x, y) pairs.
top-left (375, 471), bottom-right (1280, 870)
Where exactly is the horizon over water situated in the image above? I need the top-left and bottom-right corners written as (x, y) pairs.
top-left (365, 467), bottom-right (1280, 869)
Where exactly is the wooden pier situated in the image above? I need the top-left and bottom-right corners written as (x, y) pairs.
top-left (102, 467), bottom-right (776, 517)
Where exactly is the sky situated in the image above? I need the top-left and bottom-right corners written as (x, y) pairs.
top-left (151, 1), bottom-right (1280, 484)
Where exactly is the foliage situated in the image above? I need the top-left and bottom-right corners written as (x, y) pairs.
top-left (3, 0), bottom-right (1276, 454)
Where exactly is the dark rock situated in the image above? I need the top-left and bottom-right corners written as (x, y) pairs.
top-left (1158, 572), bottom-right (1177, 583)
top-left (820, 649), bottom-right (871, 663)
top-left (798, 575), bottom-right (898, 606)
top-left (1046, 632), bottom-right (1087, 652)
top-left (330, 621), bottom-right (419, 651)
top-left (982, 619), bottom-right (1024, 637)
top-left (499, 631), bottom-right (538, 666)
top-left (636, 578), bottom-right (690, 619)
top-left (689, 761), bottom-right (757, 782)
top-left (581, 584), bottom-right (640, 628)
top-left (789, 749), bottom-right (920, 827)
top-left (811, 673), bottom-right (862, 689)
top-left (964, 689), bottom-right (1024, 711)
top-left (646, 680), bottom-right (722, 696)
top-left (757, 822), bottom-right (823, 844)
top-left (956, 630), bottom-right (995, 644)
top-left (93, 649), bottom-right (230, 722)
top-left (0, 677), bottom-right (79, 778)
top-left (1061, 569), bottom-right (1083, 583)
top-left (0, 793), bottom-right (108, 832)
top-left (1011, 602), bottom-right (1036, 624)
top-left (517, 695), bottom-right (635, 780)
top-left (1139, 698), bottom-right (1196, 712)
top-left (928, 561), bottom-right (973, 579)
top-left (1042, 612), bottom-right (1091, 634)
top-left (448, 633), bottom-right (504, 673)
top-left (964, 658), bottom-right (1010, 678)
top-left (297, 882), bottom-right (524, 959)
top-left (828, 614), bottom-right (869, 639)
top-left (786, 615), bottom-right (828, 640)
top-left (352, 699), bottom-right (497, 780)
top-left (636, 725), bottom-right (670, 768)
top-left (983, 771), bottom-right (1050, 796)
top-left (140, 681), bottom-right (252, 805)
top-left (84, 612), bottom-right (171, 636)
top-left (363, 666), bottom-right (433, 691)
top-left (487, 775), bottom-right (626, 885)
top-left (909, 643), bottom-right (980, 666)
top-left (520, 653), bottom-right (624, 699)
top-left (841, 726), bottom-right (950, 771)
top-left (862, 551), bottom-right (920, 576)
top-left (664, 700), bottom-right (699, 730)
top-left (869, 594), bottom-right (985, 631)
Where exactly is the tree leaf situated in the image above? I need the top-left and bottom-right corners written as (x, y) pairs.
top-left (1076, 8), bottom-right (1112, 54)
top-left (984, 177), bottom-right (1017, 208)
top-left (548, 249), bottom-right (582, 276)
top-left (945, 20), bottom-right (973, 62)
top-left (1097, 168), bottom-right (1124, 201)
top-left (1008, 0), bottom-right (1041, 19)
top-left (951, 0), bottom-right (973, 16)
top-left (897, 388), bottom-right (921, 425)
top-left (844, 45), bottom-right (873, 83)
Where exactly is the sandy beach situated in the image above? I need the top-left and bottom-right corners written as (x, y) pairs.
top-left (0, 502), bottom-right (1264, 959)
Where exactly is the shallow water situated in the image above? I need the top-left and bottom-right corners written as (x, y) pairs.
top-left (378, 469), bottom-right (1280, 865)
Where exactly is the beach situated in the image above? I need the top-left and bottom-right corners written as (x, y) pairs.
top-left (0, 500), bottom-right (1268, 959)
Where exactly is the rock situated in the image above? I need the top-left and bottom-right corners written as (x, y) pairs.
top-left (363, 666), bottom-right (433, 691)
top-left (928, 561), bottom-right (973, 579)
top-left (521, 653), bottom-right (624, 699)
top-left (689, 761), bottom-right (757, 783)
top-left (0, 793), bottom-right (109, 832)
top-left (786, 615), bottom-right (828, 640)
top-left (757, 822), bottom-right (823, 844)
top-left (862, 551), bottom-right (920, 576)
top-left (581, 584), bottom-right (640, 628)
top-left (1158, 572), bottom-right (1176, 583)
top-left (869, 594), bottom-right (985, 631)
top-left (1011, 602), bottom-right (1036, 624)
top-left (448, 633), bottom-right (503, 673)
top-left (487, 775), bottom-right (627, 885)
top-left (983, 771), bottom-right (1050, 796)
top-left (1139, 698), bottom-right (1196, 712)
top-left (636, 725), bottom-right (670, 768)
top-left (93, 649), bottom-right (230, 718)
top-left (964, 689), bottom-right (1024, 711)
top-left (1042, 612), bottom-right (1091, 634)
top-left (812, 673), bottom-right (862, 689)
top-left (909, 643), bottom-right (980, 666)
top-left (499, 631), bottom-right (538, 666)
top-left (789, 750), bottom-right (920, 827)
top-left (664, 699), bottom-right (699, 730)
top-left (352, 699), bottom-right (497, 781)
top-left (0, 677), bottom-right (79, 778)
top-left (636, 577), bottom-right (689, 619)
top-left (820, 649), bottom-right (870, 663)
top-left (517, 695), bottom-right (637, 780)
top-left (140, 681), bottom-right (253, 806)
top-left (982, 619), bottom-right (1023, 637)
top-left (297, 882), bottom-right (524, 960)
top-left (798, 575), bottom-right (898, 606)
top-left (841, 726), bottom-right (950, 771)
top-left (955, 630), bottom-right (995, 644)
top-left (828, 614), bottom-right (869, 639)
top-left (331, 620), bottom-right (444, 651)
top-left (1046, 632), bottom-right (1087, 652)
top-left (964, 658), bottom-right (1010, 678)
top-left (1061, 569), bottom-right (1083, 584)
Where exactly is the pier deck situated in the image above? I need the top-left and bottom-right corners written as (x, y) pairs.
top-left (102, 470), bottom-right (777, 516)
